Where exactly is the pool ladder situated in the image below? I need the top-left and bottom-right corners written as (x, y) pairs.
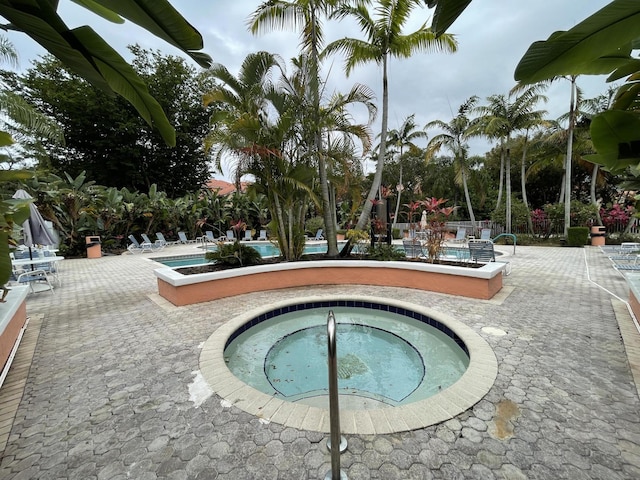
top-left (325, 311), bottom-right (348, 480)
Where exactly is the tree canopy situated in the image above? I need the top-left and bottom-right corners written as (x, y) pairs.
top-left (18, 47), bottom-right (212, 196)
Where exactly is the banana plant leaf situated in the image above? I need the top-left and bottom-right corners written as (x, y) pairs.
top-left (425, 0), bottom-right (472, 36)
top-left (514, 1), bottom-right (640, 83)
top-left (585, 109), bottom-right (640, 173)
top-left (0, 0), bottom-right (212, 146)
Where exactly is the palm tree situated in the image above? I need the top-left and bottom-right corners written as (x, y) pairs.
top-left (324, 0), bottom-right (457, 231)
top-left (425, 96), bottom-right (478, 233)
top-left (248, 0), bottom-right (342, 256)
top-left (474, 85), bottom-right (547, 233)
top-left (387, 114), bottom-right (427, 229)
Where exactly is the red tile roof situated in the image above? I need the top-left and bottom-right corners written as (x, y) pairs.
top-left (205, 179), bottom-right (249, 196)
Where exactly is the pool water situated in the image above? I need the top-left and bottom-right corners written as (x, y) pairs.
top-left (157, 241), bottom-right (346, 268)
top-left (224, 306), bottom-right (469, 407)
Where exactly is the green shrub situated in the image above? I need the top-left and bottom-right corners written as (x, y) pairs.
top-left (305, 216), bottom-right (324, 236)
top-left (566, 227), bottom-right (589, 246)
top-left (205, 242), bottom-right (262, 266)
top-left (364, 244), bottom-right (406, 261)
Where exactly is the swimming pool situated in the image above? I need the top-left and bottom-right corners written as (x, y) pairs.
top-left (156, 241), bottom-right (347, 268)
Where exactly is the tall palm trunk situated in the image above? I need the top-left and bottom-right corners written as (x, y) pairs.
top-left (495, 143), bottom-right (505, 210)
top-left (591, 164), bottom-right (603, 225)
top-left (564, 76), bottom-right (576, 236)
top-left (356, 55), bottom-right (388, 230)
top-left (505, 147), bottom-right (512, 233)
top-left (521, 136), bottom-right (534, 234)
top-left (392, 164), bottom-right (402, 230)
top-left (461, 169), bottom-right (476, 231)
top-left (310, 13), bottom-right (338, 257)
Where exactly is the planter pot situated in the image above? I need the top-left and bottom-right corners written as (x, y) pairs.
top-left (155, 260), bottom-right (506, 306)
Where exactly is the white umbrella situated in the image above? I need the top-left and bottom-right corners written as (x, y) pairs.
top-left (12, 189), bottom-right (55, 265)
top-left (420, 210), bottom-right (427, 231)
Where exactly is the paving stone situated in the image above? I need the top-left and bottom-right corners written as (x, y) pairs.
top-left (0, 246), bottom-right (639, 479)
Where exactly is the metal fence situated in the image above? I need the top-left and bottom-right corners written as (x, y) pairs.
top-left (394, 218), bottom-right (640, 238)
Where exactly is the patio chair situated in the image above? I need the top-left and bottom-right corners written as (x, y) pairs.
top-left (313, 229), bottom-right (324, 240)
top-left (257, 229), bottom-right (268, 241)
top-left (141, 233), bottom-right (165, 250)
top-left (156, 232), bottom-right (179, 246)
top-left (451, 227), bottom-right (467, 244)
top-left (468, 240), bottom-right (495, 262)
top-left (17, 269), bottom-right (54, 294)
top-left (241, 230), bottom-right (252, 241)
top-left (127, 234), bottom-right (153, 254)
top-left (225, 230), bottom-right (235, 242)
top-left (178, 231), bottom-right (196, 244)
top-left (33, 250), bottom-right (62, 286)
top-left (480, 228), bottom-right (492, 241)
top-left (402, 239), bottom-right (424, 259)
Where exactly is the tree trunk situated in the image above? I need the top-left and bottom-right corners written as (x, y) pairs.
top-left (462, 169), bottom-right (476, 232)
top-left (505, 147), bottom-right (512, 234)
top-left (355, 54), bottom-right (389, 230)
top-left (495, 143), bottom-right (505, 211)
top-left (392, 164), bottom-right (403, 230)
top-left (590, 164), bottom-right (603, 226)
top-left (564, 76), bottom-right (576, 237)
top-left (310, 13), bottom-right (338, 256)
top-left (521, 136), bottom-right (534, 234)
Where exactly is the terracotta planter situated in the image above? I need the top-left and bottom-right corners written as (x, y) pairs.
top-left (155, 260), bottom-right (506, 306)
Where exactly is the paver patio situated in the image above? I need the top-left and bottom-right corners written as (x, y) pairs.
top-left (0, 244), bottom-right (639, 479)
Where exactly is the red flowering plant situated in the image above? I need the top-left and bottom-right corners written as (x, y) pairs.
top-left (600, 204), bottom-right (632, 230)
top-left (404, 201), bottom-right (422, 235)
top-left (230, 219), bottom-right (247, 242)
top-left (420, 197), bottom-right (457, 263)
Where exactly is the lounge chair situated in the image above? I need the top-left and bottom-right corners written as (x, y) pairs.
top-left (468, 240), bottom-right (511, 275)
top-left (127, 234), bottom-right (153, 253)
top-left (225, 230), bottom-right (235, 242)
top-left (468, 240), bottom-right (495, 262)
top-left (257, 229), bottom-right (268, 241)
top-left (204, 231), bottom-right (217, 242)
top-left (402, 239), bottom-right (424, 259)
top-left (451, 227), bottom-right (467, 244)
top-left (156, 232), bottom-right (178, 246)
top-left (178, 231), bottom-right (196, 244)
top-left (480, 228), bottom-right (492, 241)
top-left (141, 233), bottom-right (165, 250)
top-left (313, 229), bottom-right (324, 240)
top-left (241, 230), bottom-right (252, 241)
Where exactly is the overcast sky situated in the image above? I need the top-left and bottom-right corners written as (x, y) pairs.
top-left (5, 1), bottom-right (612, 179)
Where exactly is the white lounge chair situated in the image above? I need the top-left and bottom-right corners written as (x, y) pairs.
top-left (241, 230), bottom-right (252, 241)
top-left (141, 233), bottom-right (165, 250)
top-left (313, 229), bottom-right (324, 240)
top-left (225, 230), bottom-right (235, 242)
top-left (127, 234), bottom-right (153, 253)
top-left (480, 228), bottom-right (492, 241)
top-left (257, 229), bottom-right (268, 241)
top-left (156, 232), bottom-right (179, 246)
top-left (177, 231), bottom-right (196, 244)
top-left (451, 227), bottom-right (467, 244)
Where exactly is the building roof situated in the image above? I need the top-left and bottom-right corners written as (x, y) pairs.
top-left (205, 179), bottom-right (249, 196)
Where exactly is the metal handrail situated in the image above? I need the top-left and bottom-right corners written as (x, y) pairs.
top-left (492, 233), bottom-right (517, 255)
top-left (325, 311), bottom-right (347, 480)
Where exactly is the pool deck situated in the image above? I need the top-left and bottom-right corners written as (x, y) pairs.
top-left (1, 244), bottom-right (640, 478)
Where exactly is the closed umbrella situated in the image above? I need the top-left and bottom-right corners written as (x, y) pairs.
top-left (420, 210), bottom-right (428, 231)
top-left (12, 189), bottom-right (55, 265)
